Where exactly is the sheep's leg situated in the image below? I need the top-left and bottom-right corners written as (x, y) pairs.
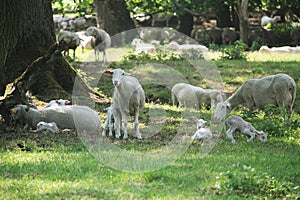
top-left (103, 50), bottom-right (106, 63)
top-left (108, 114), bottom-right (113, 136)
top-left (134, 110), bottom-right (142, 139)
top-left (226, 126), bottom-right (236, 144)
top-left (122, 114), bottom-right (128, 139)
top-left (244, 129), bottom-right (255, 142)
top-left (113, 114), bottom-right (121, 139)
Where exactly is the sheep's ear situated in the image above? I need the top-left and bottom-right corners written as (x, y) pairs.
top-left (10, 108), bottom-right (17, 114)
top-left (226, 103), bottom-right (232, 110)
top-left (25, 106), bottom-right (30, 112)
top-left (123, 72), bottom-right (131, 76)
top-left (104, 70), bottom-right (113, 75)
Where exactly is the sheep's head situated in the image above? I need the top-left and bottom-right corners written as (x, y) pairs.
top-left (85, 26), bottom-right (98, 37)
top-left (213, 101), bottom-right (231, 121)
top-left (255, 130), bottom-right (267, 143)
top-left (10, 105), bottom-right (28, 120)
top-left (105, 68), bottom-right (131, 87)
top-left (197, 119), bottom-right (207, 129)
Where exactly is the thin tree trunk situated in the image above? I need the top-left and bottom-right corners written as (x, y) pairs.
top-left (236, 0), bottom-right (249, 45)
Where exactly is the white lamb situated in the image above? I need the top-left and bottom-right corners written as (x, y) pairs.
top-left (166, 41), bottom-right (208, 52)
top-left (261, 16), bottom-right (281, 27)
top-left (214, 74), bottom-right (296, 121)
top-left (191, 119), bottom-right (213, 140)
top-left (259, 45), bottom-right (300, 53)
top-left (171, 83), bottom-right (223, 110)
top-left (225, 115), bottom-right (267, 144)
top-left (105, 69), bottom-right (145, 139)
top-left (102, 105), bottom-right (114, 136)
top-left (131, 38), bottom-right (156, 53)
top-left (10, 105), bottom-right (101, 131)
top-left (44, 99), bottom-right (71, 108)
top-left (76, 31), bottom-right (94, 52)
top-left (85, 26), bottom-right (111, 62)
top-left (35, 121), bottom-right (59, 133)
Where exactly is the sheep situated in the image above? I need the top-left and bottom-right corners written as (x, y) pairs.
top-left (259, 45), bottom-right (300, 53)
top-left (105, 68), bottom-right (145, 139)
top-left (222, 28), bottom-right (238, 45)
top-left (85, 26), bottom-right (111, 62)
top-left (171, 83), bottom-right (223, 110)
top-left (10, 105), bottom-right (101, 131)
top-left (191, 118), bottom-right (213, 140)
top-left (35, 121), bottom-right (59, 133)
top-left (166, 41), bottom-right (208, 52)
top-left (214, 74), bottom-right (296, 121)
top-left (225, 115), bottom-right (267, 144)
top-left (131, 38), bottom-right (156, 53)
top-left (76, 31), bottom-right (94, 52)
top-left (102, 105), bottom-right (114, 136)
top-left (261, 16), bottom-right (281, 27)
top-left (57, 30), bottom-right (81, 60)
top-left (44, 99), bottom-right (71, 108)
top-left (69, 17), bottom-right (86, 30)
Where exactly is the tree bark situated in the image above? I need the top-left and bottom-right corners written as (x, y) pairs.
top-left (177, 12), bottom-right (194, 37)
top-left (216, 5), bottom-right (232, 28)
top-left (93, 0), bottom-right (136, 44)
top-left (236, 0), bottom-right (249, 45)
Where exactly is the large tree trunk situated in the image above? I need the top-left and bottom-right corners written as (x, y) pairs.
top-left (0, 0), bottom-right (76, 98)
top-left (236, 0), bottom-right (249, 45)
top-left (216, 5), bottom-right (232, 28)
top-left (93, 0), bottom-right (136, 45)
top-left (177, 12), bottom-right (194, 37)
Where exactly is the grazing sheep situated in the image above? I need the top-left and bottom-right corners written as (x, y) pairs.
top-left (131, 38), bottom-right (156, 53)
top-left (166, 41), bottom-right (208, 52)
top-left (69, 17), bottom-right (86, 30)
top-left (105, 69), bottom-right (145, 139)
top-left (35, 121), bottom-right (59, 133)
top-left (259, 45), bottom-right (300, 53)
top-left (225, 115), bottom-right (267, 144)
top-left (222, 28), bottom-right (238, 45)
top-left (85, 26), bottom-right (111, 62)
top-left (58, 30), bottom-right (81, 59)
top-left (261, 16), bottom-right (281, 27)
top-left (44, 99), bottom-right (71, 108)
top-left (171, 83), bottom-right (223, 110)
top-left (214, 74), bottom-right (296, 121)
top-left (191, 118), bottom-right (213, 140)
top-left (10, 105), bottom-right (101, 131)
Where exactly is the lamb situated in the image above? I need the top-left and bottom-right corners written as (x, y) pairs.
top-left (225, 115), bottom-right (267, 144)
top-left (191, 118), bottom-right (213, 140)
top-left (261, 16), bottom-right (281, 27)
top-left (10, 105), bottom-right (101, 131)
top-left (259, 45), bottom-right (300, 53)
top-left (102, 105), bottom-right (114, 136)
top-left (131, 38), bottom-right (156, 53)
top-left (44, 99), bottom-right (71, 108)
top-left (35, 121), bottom-right (59, 133)
top-left (171, 83), bottom-right (223, 110)
top-left (76, 31), bottom-right (94, 52)
top-left (166, 41), bottom-right (208, 52)
top-left (85, 26), bottom-right (111, 62)
top-left (214, 74), bottom-right (296, 121)
top-left (105, 68), bottom-right (145, 139)
top-left (57, 30), bottom-right (81, 60)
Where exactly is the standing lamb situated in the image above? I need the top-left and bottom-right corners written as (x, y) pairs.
top-left (105, 68), bottom-right (145, 139)
top-left (214, 74), bottom-right (296, 121)
top-left (10, 105), bottom-right (101, 131)
top-left (58, 30), bottom-right (81, 60)
top-left (85, 26), bottom-right (111, 62)
top-left (102, 105), bottom-right (114, 136)
top-left (225, 115), bottom-right (267, 144)
top-left (191, 118), bottom-right (213, 140)
top-left (261, 16), bottom-right (281, 27)
top-left (171, 83), bottom-right (223, 110)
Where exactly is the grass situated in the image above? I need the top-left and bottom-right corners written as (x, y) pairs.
top-left (1, 48), bottom-right (300, 199)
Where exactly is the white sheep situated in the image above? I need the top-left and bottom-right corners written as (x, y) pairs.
top-left (105, 69), bottom-right (145, 139)
top-left (44, 99), bottom-right (71, 108)
top-left (259, 45), bottom-right (300, 53)
top-left (225, 115), bottom-right (267, 144)
top-left (85, 26), bottom-right (111, 62)
top-left (57, 30), bottom-right (81, 59)
top-left (76, 31), bottom-right (94, 52)
top-left (166, 41), bottom-right (208, 52)
top-left (191, 119), bottom-right (213, 140)
top-left (214, 74), bottom-right (296, 121)
top-left (171, 83), bottom-right (223, 110)
top-left (131, 38), bottom-right (156, 53)
top-left (10, 105), bottom-right (101, 131)
top-left (35, 121), bottom-right (59, 133)
top-left (261, 16), bottom-right (281, 27)
top-left (102, 105), bottom-right (114, 136)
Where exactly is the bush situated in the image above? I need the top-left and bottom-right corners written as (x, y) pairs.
top-left (270, 23), bottom-right (294, 45)
top-left (221, 40), bottom-right (248, 60)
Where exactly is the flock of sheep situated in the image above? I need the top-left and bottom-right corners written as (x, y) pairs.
top-left (10, 68), bottom-right (296, 144)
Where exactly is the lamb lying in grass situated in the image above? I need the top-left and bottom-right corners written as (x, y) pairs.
top-left (225, 115), bottom-right (267, 144)
top-left (35, 121), bottom-right (59, 133)
top-left (191, 118), bottom-right (212, 140)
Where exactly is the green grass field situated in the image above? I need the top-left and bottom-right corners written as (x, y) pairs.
top-left (1, 48), bottom-right (300, 199)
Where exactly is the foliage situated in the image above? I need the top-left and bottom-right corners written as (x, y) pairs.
top-left (212, 163), bottom-right (300, 198)
top-left (270, 23), bottom-right (294, 46)
top-left (52, 0), bottom-right (94, 15)
top-left (221, 40), bottom-right (248, 60)
top-left (250, 37), bottom-right (266, 51)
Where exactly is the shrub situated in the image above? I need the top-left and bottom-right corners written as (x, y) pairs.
top-left (270, 23), bottom-right (294, 45)
top-left (221, 40), bottom-right (248, 60)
